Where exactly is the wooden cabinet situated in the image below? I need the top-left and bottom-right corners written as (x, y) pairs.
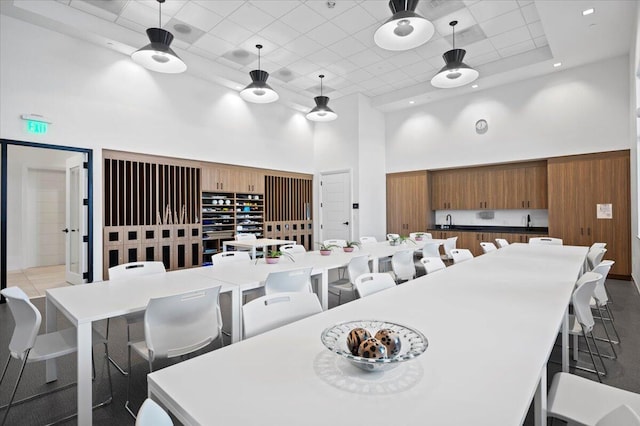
top-left (202, 166), bottom-right (231, 191)
top-left (230, 167), bottom-right (264, 194)
top-left (548, 150), bottom-right (630, 276)
top-left (387, 171), bottom-right (429, 235)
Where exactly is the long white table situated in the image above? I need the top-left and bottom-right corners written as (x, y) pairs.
top-left (222, 238), bottom-right (295, 259)
top-left (148, 243), bottom-right (588, 426)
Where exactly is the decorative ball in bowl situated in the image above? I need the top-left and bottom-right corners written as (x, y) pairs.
top-left (320, 320), bottom-right (428, 372)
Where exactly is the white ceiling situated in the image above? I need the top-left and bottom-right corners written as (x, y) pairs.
top-left (0, 0), bottom-right (637, 112)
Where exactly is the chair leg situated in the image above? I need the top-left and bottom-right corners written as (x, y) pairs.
top-left (0, 355), bottom-right (11, 387)
top-left (124, 344), bottom-right (136, 419)
top-left (598, 306), bottom-right (617, 359)
top-left (582, 330), bottom-right (603, 383)
top-left (105, 319), bottom-right (128, 376)
top-left (589, 331), bottom-right (608, 376)
top-left (1, 351), bottom-right (29, 426)
top-left (605, 305), bottom-right (621, 343)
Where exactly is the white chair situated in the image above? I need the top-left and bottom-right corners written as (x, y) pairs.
top-left (420, 257), bottom-right (447, 274)
top-left (328, 255), bottom-right (371, 305)
top-left (391, 249), bottom-right (416, 282)
top-left (125, 287), bottom-right (223, 417)
top-left (529, 237), bottom-right (563, 245)
top-left (280, 244), bottom-right (306, 254)
top-left (264, 267), bottom-right (313, 294)
top-left (495, 238), bottom-right (509, 248)
top-left (242, 292), bottom-right (322, 339)
top-left (590, 242), bottom-right (607, 250)
top-left (480, 242), bottom-right (497, 254)
top-left (359, 236), bottom-right (377, 244)
top-left (0, 287), bottom-right (112, 425)
top-left (136, 399), bottom-right (173, 426)
top-left (421, 241), bottom-right (441, 258)
top-left (442, 236), bottom-right (458, 262)
top-left (236, 233), bottom-right (257, 241)
top-left (409, 232), bottom-right (432, 239)
top-left (354, 273), bottom-right (396, 298)
top-left (591, 260), bottom-right (621, 347)
top-left (451, 248), bottom-right (474, 264)
top-left (211, 251), bottom-right (251, 264)
top-left (569, 271), bottom-right (606, 382)
top-left (547, 372), bottom-right (640, 426)
top-left (107, 261), bottom-right (167, 376)
top-left (587, 247), bottom-right (607, 270)
top-left (323, 239), bottom-right (346, 248)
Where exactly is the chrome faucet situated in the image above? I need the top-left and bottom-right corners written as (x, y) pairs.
top-left (526, 214), bottom-right (531, 229)
top-left (445, 214), bottom-right (452, 229)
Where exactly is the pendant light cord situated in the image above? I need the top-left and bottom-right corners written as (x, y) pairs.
top-left (320, 76), bottom-right (323, 96)
top-left (450, 20), bottom-right (457, 50)
top-left (158, 0), bottom-right (162, 28)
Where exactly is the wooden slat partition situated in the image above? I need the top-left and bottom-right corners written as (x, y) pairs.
top-left (264, 174), bottom-right (313, 250)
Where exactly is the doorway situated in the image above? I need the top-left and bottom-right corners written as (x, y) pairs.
top-left (1, 140), bottom-right (93, 301)
top-left (320, 171), bottom-right (351, 242)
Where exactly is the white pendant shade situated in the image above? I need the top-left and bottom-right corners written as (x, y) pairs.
top-left (306, 96), bottom-right (337, 122)
top-left (131, 29), bottom-right (186, 74)
top-left (431, 48), bottom-right (479, 88)
top-left (374, 0), bottom-right (434, 51)
top-left (240, 70), bottom-right (279, 103)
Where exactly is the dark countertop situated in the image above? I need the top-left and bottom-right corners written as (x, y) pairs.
top-left (430, 225), bottom-right (548, 234)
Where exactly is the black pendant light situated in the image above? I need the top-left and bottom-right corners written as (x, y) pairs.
top-left (431, 21), bottom-right (478, 88)
top-left (374, 0), bottom-right (435, 51)
top-left (306, 75), bottom-right (337, 122)
top-left (131, 0), bottom-right (186, 74)
top-left (240, 44), bottom-right (279, 104)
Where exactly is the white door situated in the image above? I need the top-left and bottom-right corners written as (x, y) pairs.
top-left (65, 154), bottom-right (87, 285)
top-left (320, 171), bottom-right (351, 241)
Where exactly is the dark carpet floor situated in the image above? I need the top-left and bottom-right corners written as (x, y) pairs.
top-left (0, 279), bottom-right (638, 425)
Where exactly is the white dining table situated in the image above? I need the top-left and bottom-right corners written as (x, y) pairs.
top-left (147, 243), bottom-right (588, 426)
top-left (222, 238), bottom-right (295, 259)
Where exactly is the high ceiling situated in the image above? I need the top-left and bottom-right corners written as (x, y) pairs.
top-left (0, 0), bottom-right (637, 112)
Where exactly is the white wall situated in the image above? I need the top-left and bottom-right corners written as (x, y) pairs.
top-left (385, 56), bottom-right (631, 172)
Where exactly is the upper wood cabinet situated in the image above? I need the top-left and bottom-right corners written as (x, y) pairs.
top-left (387, 171), bottom-right (429, 235)
top-left (548, 150), bottom-right (630, 276)
top-left (201, 166), bottom-right (232, 192)
top-left (230, 167), bottom-right (264, 194)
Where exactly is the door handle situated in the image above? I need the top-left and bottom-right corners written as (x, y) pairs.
top-left (342, 221), bottom-right (349, 226)
top-left (62, 228), bottom-right (69, 233)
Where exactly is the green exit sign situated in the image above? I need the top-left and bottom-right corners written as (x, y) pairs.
top-left (26, 120), bottom-right (48, 134)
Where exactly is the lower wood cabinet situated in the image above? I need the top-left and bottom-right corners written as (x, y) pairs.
top-left (431, 230), bottom-right (548, 257)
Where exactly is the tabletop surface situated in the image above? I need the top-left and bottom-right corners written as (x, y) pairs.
top-left (223, 238), bottom-right (295, 248)
top-left (148, 243), bottom-right (588, 426)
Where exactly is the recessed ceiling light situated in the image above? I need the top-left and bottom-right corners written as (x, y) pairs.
top-left (471, 84), bottom-right (478, 88)
top-left (553, 62), bottom-right (562, 68)
top-left (409, 100), bottom-right (415, 104)
top-left (582, 8), bottom-right (595, 16)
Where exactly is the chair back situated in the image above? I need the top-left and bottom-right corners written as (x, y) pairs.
top-left (495, 238), bottom-right (509, 248)
top-left (443, 237), bottom-right (458, 258)
top-left (359, 236), bottom-right (377, 244)
top-left (529, 237), bottom-right (563, 245)
top-left (592, 260), bottom-right (615, 306)
top-left (1, 287), bottom-right (41, 360)
top-left (354, 273), bottom-right (396, 298)
top-left (451, 248), bottom-right (474, 264)
top-left (280, 244), bottom-right (306, 254)
top-left (144, 286), bottom-right (221, 360)
top-left (590, 242), bottom-right (607, 250)
top-left (409, 232), bottom-right (432, 239)
top-left (211, 251), bottom-right (251, 265)
top-left (391, 249), bottom-right (416, 281)
top-left (420, 257), bottom-right (446, 274)
top-left (596, 405), bottom-right (640, 426)
top-left (348, 255), bottom-right (371, 284)
top-left (572, 272), bottom-right (601, 334)
top-left (421, 241), bottom-right (441, 258)
top-left (264, 267), bottom-right (313, 294)
top-left (587, 248), bottom-right (607, 270)
top-left (136, 399), bottom-right (173, 426)
top-left (236, 233), bottom-right (257, 241)
top-left (109, 261), bottom-right (166, 280)
top-left (386, 233), bottom-right (400, 241)
top-left (480, 242), bottom-right (497, 253)
top-left (242, 292), bottom-right (322, 339)
top-left (323, 239), bottom-right (346, 248)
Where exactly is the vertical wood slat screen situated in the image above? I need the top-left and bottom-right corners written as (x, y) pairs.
top-left (104, 158), bottom-right (200, 226)
top-left (264, 174), bottom-right (313, 250)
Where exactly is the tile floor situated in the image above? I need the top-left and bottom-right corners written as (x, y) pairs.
top-left (6, 264), bottom-right (70, 297)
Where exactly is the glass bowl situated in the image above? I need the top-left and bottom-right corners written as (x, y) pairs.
top-left (320, 320), bottom-right (428, 372)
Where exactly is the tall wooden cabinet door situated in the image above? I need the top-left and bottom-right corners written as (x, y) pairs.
top-left (503, 168), bottom-right (524, 209)
top-left (430, 171), bottom-right (445, 209)
top-left (407, 172), bottom-right (428, 232)
top-left (386, 174), bottom-right (404, 234)
top-left (548, 159), bottom-right (582, 245)
top-left (216, 167), bottom-right (232, 192)
top-left (524, 164), bottom-right (548, 209)
top-left (485, 169), bottom-right (505, 209)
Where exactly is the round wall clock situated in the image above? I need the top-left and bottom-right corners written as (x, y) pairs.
top-left (475, 119), bottom-right (488, 134)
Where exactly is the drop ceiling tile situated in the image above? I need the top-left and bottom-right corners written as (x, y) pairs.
top-left (279, 3), bottom-right (326, 34)
top-left (72, 0), bottom-right (125, 18)
top-left (165, 18), bottom-right (206, 44)
top-left (226, 2), bottom-right (276, 34)
top-left (520, 3), bottom-right (539, 24)
top-left (358, 0), bottom-right (391, 21)
top-left (489, 25), bottom-right (531, 49)
top-left (250, 0), bottom-right (301, 19)
top-left (188, 45), bottom-right (222, 61)
top-left (358, 77), bottom-right (384, 91)
top-left (116, 16), bottom-right (146, 33)
top-left (327, 37), bottom-right (367, 58)
top-left (350, 49), bottom-right (384, 67)
top-left (433, 8), bottom-right (477, 37)
top-left (527, 21), bottom-right (544, 39)
top-left (270, 67), bottom-right (299, 83)
top-left (135, 0), bottom-right (186, 17)
top-left (465, 38), bottom-right (498, 56)
top-left (347, 67), bottom-right (375, 82)
top-left (420, 0), bottom-right (466, 21)
top-left (330, 4), bottom-right (379, 35)
top-left (288, 58), bottom-right (322, 76)
top-left (468, 0), bottom-right (520, 23)
top-left (191, 33), bottom-right (235, 56)
top-left (283, 35), bottom-right (324, 59)
top-left (239, 35), bottom-right (281, 56)
top-left (170, 38), bottom-right (190, 50)
top-left (306, 48), bottom-right (343, 67)
top-left (517, 0), bottom-right (533, 6)
top-left (338, 84), bottom-right (363, 96)
top-left (304, 0), bottom-right (358, 20)
top-left (443, 24), bottom-right (487, 46)
top-left (174, 2), bottom-right (223, 32)
top-left (389, 78), bottom-right (417, 90)
top-left (368, 84), bottom-right (394, 96)
top-left (267, 47), bottom-right (302, 67)
top-left (462, 0), bottom-right (481, 6)
top-left (326, 59), bottom-right (360, 76)
top-left (533, 36), bottom-right (548, 48)
top-left (288, 76), bottom-right (317, 90)
top-left (215, 55), bottom-right (247, 70)
top-left (350, 24), bottom-right (378, 48)
top-left (208, 19), bottom-right (253, 45)
top-left (259, 20), bottom-right (302, 47)
top-left (193, 0), bottom-right (243, 17)
top-left (56, 0), bottom-right (71, 5)
top-left (499, 39), bottom-right (536, 57)
top-left (466, 49), bottom-right (501, 65)
top-left (119, 1), bottom-right (169, 28)
top-left (427, 55), bottom-right (447, 69)
top-left (401, 61), bottom-right (431, 79)
top-left (388, 50), bottom-right (425, 67)
top-left (368, 59), bottom-right (398, 76)
top-left (414, 37), bottom-right (452, 59)
top-left (305, 80), bottom-right (337, 95)
top-left (241, 59), bottom-right (280, 74)
top-left (305, 21), bottom-right (349, 46)
top-left (479, 9), bottom-right (526, 37)
top-left (222, 48), bottom-right (258, 67)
